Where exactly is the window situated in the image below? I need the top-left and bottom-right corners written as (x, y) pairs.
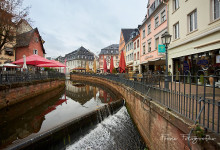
top-left (155, 38), bottom-right (159, 50)
top-left (155, 0), bottom-right (161, 8)
top-left (4, 47), bottom-right (13, 56)
top-left (161, 10), bottom-right (166, 22)
top-left (173, 0), bottom-right (179, 11)
top-left (134, 42), bottom-right (136, 49)
top-left (33, 49), bottom-right (38, 55)
top-left (188, 10), bottom-right (197, 32)
top-left (137, 52), bottom-right (139, 60)
top-left (173, 22), bottom-right (179, 39)
top-left (137, 40), bottom-right (139, 48)
top-left (213, 0), bottom-right (220, 20)
top-left (143, 29), bottom-right (146, 38)
top-left (134, 53), bottom-right (136, 61)
top-left (148, 24), bottom-right (151, 34)
top-left (148, 42), bottom-right (151, 52)
top-left (155, 16), bottom-right (159, 28)
top-left (143, 45), bottom-right (146, 55)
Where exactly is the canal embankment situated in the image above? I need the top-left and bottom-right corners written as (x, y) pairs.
top-left (70, 74), bottom-right (220, 150)
top-left (0, 79), bottom-right (65, 110)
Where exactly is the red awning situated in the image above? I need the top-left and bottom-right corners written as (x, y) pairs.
top-left (72, 67), bottom-right (86, 70)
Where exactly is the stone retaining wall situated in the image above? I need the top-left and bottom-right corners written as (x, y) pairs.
top-left (0, 79), bottom-right (65, 110)
top-left (71, 74), bottom-right (219, 150)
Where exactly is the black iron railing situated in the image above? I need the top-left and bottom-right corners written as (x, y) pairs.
top-left (0, 71), bottom-right (65, 85)
top-left (71, 72), bottom-right (220, 134)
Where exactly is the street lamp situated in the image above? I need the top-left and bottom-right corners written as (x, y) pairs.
top-left (161, 32), bottom-right (172, 90)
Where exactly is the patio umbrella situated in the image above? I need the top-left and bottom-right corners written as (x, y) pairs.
top-left (0, 63), bottom-right (19, 68)
top-left (86, 61), bottom-right (90, 72)
top-left (12, 54), bottom-right (51, 65)
top-left (119, 51), bottom-right (126, 73)
top-left (37, 60), bottom-right (66, 67)
top-left (93, 59), bottom-right (96, 73)
top-left (23, 55), bottom-right (27, 69)
top-left (103, 58), bottom-right (107, 73)
top-left (110, 56), bottom-right (114, 73)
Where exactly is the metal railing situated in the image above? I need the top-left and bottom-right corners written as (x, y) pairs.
top-left (0, 71), bottom-right (65, 85)
top-left (71, 72), bottom-right (220, 134)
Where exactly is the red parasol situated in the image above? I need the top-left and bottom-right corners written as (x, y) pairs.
top-left (12, 54), bottom-right (51, 65)
top-left (37, 60), bottom-right (66, 67)
top-left (103, 58), bottom-right (107, 73)
top-left (119, 51), bottom-right (126, 73)
top-left (110, 56), bottom-right (114, 73)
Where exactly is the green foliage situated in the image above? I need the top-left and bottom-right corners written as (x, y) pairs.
top-left (199, 74), bottom-right (204, 84)
top-left (193, 124), bottom-right (205, 138)
top-left (44, 67), bottom-right (55, 71)
top-left (112, 68), bottom-right (117, 74)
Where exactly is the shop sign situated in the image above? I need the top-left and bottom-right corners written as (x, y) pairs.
top-left (158, 45), bottom-right (166, 53)
top-left (145, 55), bottom-right (153, 60)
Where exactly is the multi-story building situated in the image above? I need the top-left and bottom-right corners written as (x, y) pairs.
top-left (60, 46), bottom-right (96, 73)
top-left (15, 28), bottom-right (46, 60)
top-left (119, 29), bottom-right (136, 67)
top-left (125, 29), bottom-right (139, 72)
top-left (133, 30), bottom-right (141, 73)
top-left (167, 0), bottom-right (220, 78)
top-left (0, 9), bottom-right (15, 65)
top-left (99, 44), bottom-right (119, 73)
top-left (139, 0), bottom-right (168, 73)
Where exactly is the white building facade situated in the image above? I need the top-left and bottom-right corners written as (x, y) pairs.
top-left (168, 0), bottom-right (220, 78)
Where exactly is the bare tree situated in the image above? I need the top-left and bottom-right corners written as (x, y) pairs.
top-left (0, 0), bottom-right (30, 51)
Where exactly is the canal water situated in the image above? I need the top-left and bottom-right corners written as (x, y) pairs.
top-left (0, 80), bottom-right (145, 149)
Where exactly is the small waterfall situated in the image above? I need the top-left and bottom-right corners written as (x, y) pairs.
top-left (66, 106), bottom-right (145, 150)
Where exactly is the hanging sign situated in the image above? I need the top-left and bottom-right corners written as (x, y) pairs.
top-left (158, 45), bottom-right (166, 53)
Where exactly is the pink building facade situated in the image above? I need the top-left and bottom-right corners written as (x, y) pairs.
top-left (139, 0), bottom-right (168, 74)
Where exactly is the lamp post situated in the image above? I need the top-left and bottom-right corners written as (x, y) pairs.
top-left (161, 32), bottom-right (172, 90)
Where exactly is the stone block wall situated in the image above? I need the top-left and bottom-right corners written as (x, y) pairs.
top-left (0, 79), bottom-right (65, 110)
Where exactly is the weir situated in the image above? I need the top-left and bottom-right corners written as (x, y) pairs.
top-left (8, 99), bottom-right (124, 150)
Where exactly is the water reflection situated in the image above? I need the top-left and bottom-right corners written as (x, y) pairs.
top-left (0, 80), bottom-right (120, 149)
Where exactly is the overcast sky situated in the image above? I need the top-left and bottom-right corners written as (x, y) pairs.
top-left (23, 0), bottom-right (148, 58)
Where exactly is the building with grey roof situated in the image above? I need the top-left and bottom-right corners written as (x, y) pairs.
top-left (99, 44), bottom-right (119, 72)
top-left (56, 46), bottom-right (98, 73)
